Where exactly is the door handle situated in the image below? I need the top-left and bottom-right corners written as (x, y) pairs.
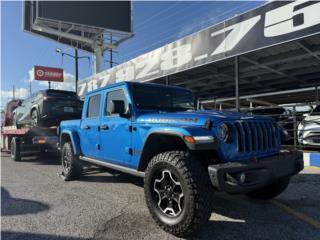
top-left (84, 125), bottom-right (90, 130)
top-left (100, 124), bottom-right (109, 130)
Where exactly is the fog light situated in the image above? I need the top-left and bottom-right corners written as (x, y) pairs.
top-left (240, 173), bottom-right (246, 184)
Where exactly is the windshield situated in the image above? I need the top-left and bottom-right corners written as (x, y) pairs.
top-left (132, 85), bottom-right (196, 112)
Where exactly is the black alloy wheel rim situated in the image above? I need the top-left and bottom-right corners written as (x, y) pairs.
top-left (153, 169), bottom-right (184, 217)
top-left (63, 150), bottom-right (72, 173)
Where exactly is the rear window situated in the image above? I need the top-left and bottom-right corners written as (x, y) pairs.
top-left (46, 90), bottom-right (78, 99)
top-left (250, 108), bottom-right (285, 115)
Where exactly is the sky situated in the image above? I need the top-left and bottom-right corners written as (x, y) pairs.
top-left (1, 0), bottom-right (266, 109)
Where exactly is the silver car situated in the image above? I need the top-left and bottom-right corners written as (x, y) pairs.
top-left (298, 105), bottom-right (320, 146)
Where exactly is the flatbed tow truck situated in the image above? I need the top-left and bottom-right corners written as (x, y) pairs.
top-left (1, 125), bottom-right (59, 161)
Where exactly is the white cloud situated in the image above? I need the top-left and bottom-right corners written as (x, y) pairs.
top-left (28, 68), bottom-right (76, 92)
top-left (1, 88), bottom-right (29, 110)
top-left (0, 88), bottom-right (29, 99)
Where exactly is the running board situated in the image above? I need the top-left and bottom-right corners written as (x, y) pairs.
top-left (79, 156), bottom-right (145, 178)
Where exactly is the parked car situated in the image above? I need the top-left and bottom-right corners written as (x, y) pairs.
top-left (57, 82), bottom-right (303, 237)
top-left (245, 107), bottom-right (294, 144)
top-left (298, 105), bottom-right (320, 146)
top-left (3, 99), bottom-right (22, 126)
top-left (13, 89), bottom-right (83, 128)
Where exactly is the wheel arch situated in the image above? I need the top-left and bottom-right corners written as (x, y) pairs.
top-left (30, 106), bottom-right (39, 116)
top-left (137, 131), bottom-right (189, 172)
top-left (60, 130), bottom-right (81, 155)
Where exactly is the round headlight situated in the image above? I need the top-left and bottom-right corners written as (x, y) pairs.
top-left (218, 123), bottom-right (232, 143)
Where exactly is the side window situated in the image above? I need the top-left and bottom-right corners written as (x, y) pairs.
top-left (86, 94), bottom-right (101, 118)
top-left (105, 89), bottom-right (127, 116)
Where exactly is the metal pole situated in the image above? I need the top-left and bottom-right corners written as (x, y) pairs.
top-left (93, 47), bottom-right (103, 74)
top-left (292, 106), bottom-right (297, 149)
top-left (235, 56), bottom-right (240, 112)
top-left (75, 49), bottom-right (79, 94)
top-left (29, 77), bottom-right (32, 96)
top-left (13, 85), bottom-right (15, 100)
top-left (48, 81), bottom-right (51, 89)
top-left (110, 35), bottom-right (113, 68)
top-left (316, 85), bottom-right (319, 105)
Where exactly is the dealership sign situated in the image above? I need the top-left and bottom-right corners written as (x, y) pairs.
top-left (34, 66), bottom-right (64, 82)
top-left (78, 0), bottom-right (320, 97)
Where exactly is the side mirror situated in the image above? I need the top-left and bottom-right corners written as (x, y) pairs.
top-left (110, 100), bottom-right (128, 117)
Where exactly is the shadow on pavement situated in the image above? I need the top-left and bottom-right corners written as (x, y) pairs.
top-left (21, 154), bottom-right (61, 165)
top-left (1, 187), bottom-right (49, 216)
top-left (1, 231), bottom-right (88, 240)
top-left (78, 167), bottom-right (143, 187)
top-left (93, 173), bottom-right (320, 240)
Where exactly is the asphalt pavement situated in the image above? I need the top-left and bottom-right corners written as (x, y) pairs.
top-left (1, 152), bottom-right (320, 240)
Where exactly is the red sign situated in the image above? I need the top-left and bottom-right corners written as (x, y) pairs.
top-left (34, 66), bottom-right (64, 82)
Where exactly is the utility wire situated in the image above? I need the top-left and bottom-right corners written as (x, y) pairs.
top-left (119, 1), bottom-right (252, 62)
top-left (135, 1), bottom-right (181, 29)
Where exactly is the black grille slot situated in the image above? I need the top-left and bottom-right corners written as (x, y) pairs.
top-left (235, 122), bottom-right (244, 152)
top-left (232, 120), bottom-right (278, 154)
top-left (248, 122), bottom-right (257, 152)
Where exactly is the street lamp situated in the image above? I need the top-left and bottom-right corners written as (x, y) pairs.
top-left (55, 48), bottom-right (90, 95)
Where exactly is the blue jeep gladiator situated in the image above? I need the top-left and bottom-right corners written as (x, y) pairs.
top-left (59, 82), bottom-right (303, 237)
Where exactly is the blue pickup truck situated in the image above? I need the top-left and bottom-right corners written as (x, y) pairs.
top-left (58, 82), bottom-right (303, 237)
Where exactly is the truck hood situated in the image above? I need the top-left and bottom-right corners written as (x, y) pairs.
top-left (136, 110), bottom-right (271, 126)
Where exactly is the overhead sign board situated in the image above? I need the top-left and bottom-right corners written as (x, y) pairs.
top-left (34, 66), bottom-right (64, 82)
top-left (23, 1), bottom-right (133, 52)
top-left (78, 0), bottom-right (320, 97)
top-left (36, 1), bottom-right (132, 33)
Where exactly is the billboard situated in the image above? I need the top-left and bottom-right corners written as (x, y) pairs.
top-left (36, 1), bottom-right (132, 33)
top-left (23, 1), bottom-right (133, 52)
top-left (34, 66), bottom-right (64, 82)
top-left (78, 0), bottom-right (320, 97)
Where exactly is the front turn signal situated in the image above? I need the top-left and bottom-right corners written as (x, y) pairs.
top-left (183, 136), bottom-right (196, 143)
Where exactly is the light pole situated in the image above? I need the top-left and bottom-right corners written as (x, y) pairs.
top-left (56, 48), bottom-right (90, 95)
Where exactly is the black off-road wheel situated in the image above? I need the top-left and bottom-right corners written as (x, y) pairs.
top-left (246, 177), bottom-right (290, 200)
top-left (11, 137), bottom-right (21, 162)
top-left (61, 142), bottom-right (82, 181)
top-left (144, 151), bottom-right (213, 237)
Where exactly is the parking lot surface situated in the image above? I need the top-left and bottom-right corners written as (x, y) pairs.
top-left (1, 152), bottom-right (320, 240)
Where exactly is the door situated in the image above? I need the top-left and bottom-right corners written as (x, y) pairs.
top-left (99, 88), bottom-right (132, 165)
top-left (80, 94), bottom-right (101, 158)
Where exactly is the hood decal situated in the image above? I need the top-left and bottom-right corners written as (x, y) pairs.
top-left (139, 117), bottom-right (199, 124)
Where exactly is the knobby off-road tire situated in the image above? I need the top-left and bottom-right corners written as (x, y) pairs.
top-left (144, 151), bottom-right (213, 237)
top-left (246, 177), bottom-right (290, 200)
top-left (11, 137), bottom-right (21, 162)
top-left (61, 142), bottom-right (82, 181)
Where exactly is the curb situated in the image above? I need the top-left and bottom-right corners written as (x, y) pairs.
top-left (303, 152), bottom-right (320, 168)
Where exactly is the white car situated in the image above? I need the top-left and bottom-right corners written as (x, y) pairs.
top-left (298, 105), bottom-right (320, 146)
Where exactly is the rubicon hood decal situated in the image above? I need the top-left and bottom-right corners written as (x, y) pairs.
top-left (139, 117), bottom-right (199, 124)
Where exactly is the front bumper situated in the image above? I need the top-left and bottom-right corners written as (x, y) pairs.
top-left (208, 150), bottom-right (303, 194)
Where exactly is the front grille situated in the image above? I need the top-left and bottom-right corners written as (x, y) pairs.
top-left (232, 121), bottom-right (279, 153)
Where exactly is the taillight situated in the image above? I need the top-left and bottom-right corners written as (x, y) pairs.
top-left (43, 96), bottom-right (54, 101)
